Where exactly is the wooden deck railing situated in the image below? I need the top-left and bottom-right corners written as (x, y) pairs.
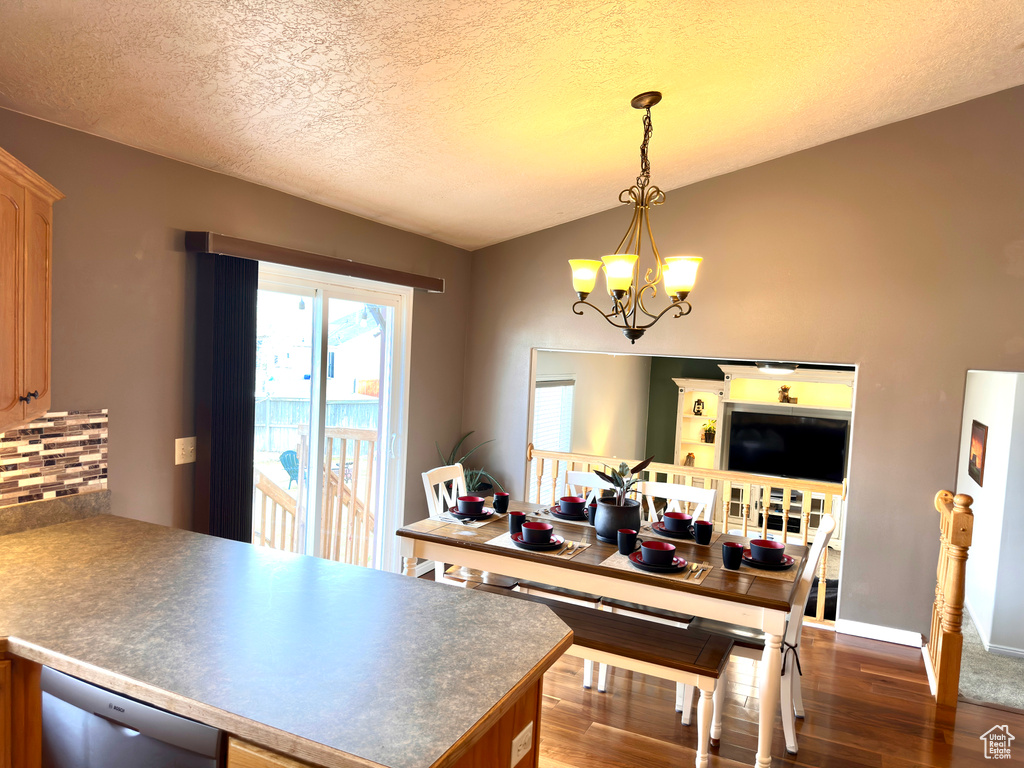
top-left (253, 426), bottom-right (377, 566)
top-left (254, 469), bottom-right (299, 553)
top-left (299, 426), bottom-right (377, 567)
top-left (526, 444), bottom-right (846, 623)
top-left (926, 490), bottom-right (974, 707)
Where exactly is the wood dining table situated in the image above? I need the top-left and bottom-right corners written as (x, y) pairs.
top-left (397, 499), bottom-right (811, 768)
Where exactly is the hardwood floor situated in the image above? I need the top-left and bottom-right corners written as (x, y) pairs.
top-left (537, 626), bottom-right (1024, 767)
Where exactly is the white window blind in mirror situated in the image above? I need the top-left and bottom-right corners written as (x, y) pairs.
top-left (530, 379), bottom-right (574, 501)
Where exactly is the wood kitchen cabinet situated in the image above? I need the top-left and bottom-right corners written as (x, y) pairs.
top-left (0, 146), bottom-right (62, 434)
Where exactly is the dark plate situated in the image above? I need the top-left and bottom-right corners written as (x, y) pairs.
top-left (742, 548), bottom-right (795, 570)
top-left (511, 532), bottom-right (566, 551)
top-left (450, 509), bottom-right (495, 520)
top-left (651, 521), bottom-right (693, 539)
top-left (627, 550), bottom-right (688, 573)
top-left (548, 505), bottom-right (589, 521)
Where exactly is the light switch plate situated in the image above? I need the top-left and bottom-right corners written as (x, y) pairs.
top-left (175, 437), bottom-right (196, 465)
top-left (510, 720), bottom-right (534, 767)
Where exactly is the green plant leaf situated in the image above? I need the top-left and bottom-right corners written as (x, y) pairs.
top-left (456, 438), bottom-right (494, 466)
top-left (449, 431), bottom-right (473, 462)
top-left (473, 470), bottom-right (505, 492)
top-left (594, 470), bottom-right (618, 487)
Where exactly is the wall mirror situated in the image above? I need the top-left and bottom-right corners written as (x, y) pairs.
top-left (526, 348), bottom-right (856, 623)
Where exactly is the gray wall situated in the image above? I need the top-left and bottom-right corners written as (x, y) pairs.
top-left (463, 85), bottom-right (1024, 635)
top-left (535, 351), bottom-right (650, 460)
top-left (0, 108), bottom-right (472, 529)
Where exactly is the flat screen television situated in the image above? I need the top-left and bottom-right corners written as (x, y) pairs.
top-left (726, 411), bottom-right (849, 483)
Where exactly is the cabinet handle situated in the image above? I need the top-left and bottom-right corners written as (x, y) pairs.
top-left (19, 391), bottom-right (39, 402)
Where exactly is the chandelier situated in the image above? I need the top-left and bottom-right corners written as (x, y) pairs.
top-left (569, 91), bottom-right (702, 343)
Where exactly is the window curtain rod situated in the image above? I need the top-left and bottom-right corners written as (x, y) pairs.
top-left (185, 231), bottom-right (445, 293)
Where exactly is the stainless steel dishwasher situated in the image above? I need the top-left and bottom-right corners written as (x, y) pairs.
top-left (41, 666), bottom-right (222, 767)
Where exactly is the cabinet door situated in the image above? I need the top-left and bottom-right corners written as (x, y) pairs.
top-left (22, 190), bottom-right (51, 421)
top-left (0, 177), bottom-right (24, 433)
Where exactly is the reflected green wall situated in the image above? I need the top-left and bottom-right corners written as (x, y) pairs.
top-left (644, 358), bottom-right (727, 463)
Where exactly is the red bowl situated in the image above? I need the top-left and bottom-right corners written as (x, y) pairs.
top-left (749, 538), bottom-right (785, 564)
top-left (522, 521), bottom-right (553, 544)
top-left (641, 540), bottom-right (676, 565)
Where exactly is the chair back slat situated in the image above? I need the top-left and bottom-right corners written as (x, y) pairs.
top-left (565, 469), bottom-right (616, 505)
top-left (422, 463), bottom-right (467, 518)
top-left (638, 481), bottom-right (717, 525)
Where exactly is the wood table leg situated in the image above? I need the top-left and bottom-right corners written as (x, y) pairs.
top-left (756, 632), bottom-right (783, 768)
top-left (695, 686), bottom-right (713, 768)
top-left (402, 556), bottom-right (419, 577)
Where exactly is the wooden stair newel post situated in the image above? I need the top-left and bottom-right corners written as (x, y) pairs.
top-left (928, 490), bottom-right (974, 708)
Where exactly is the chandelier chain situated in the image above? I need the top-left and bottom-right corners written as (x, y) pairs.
top-left (636, 107), bottom-right (653, 190)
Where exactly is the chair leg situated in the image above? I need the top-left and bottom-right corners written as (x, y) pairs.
top-left (597, 662), bottom-right (609, 693)
top-left (695, 687), bottom-right (713, 768)
top-left (675, 682), bottom-right (685, 712)
top-left (583, 660), bottom-right (593, 689)
top-left (792, 668), bottom-right (805, 719)
top-left (680, 684), bottom-right (695, 725)
top-left (781, 663), bottom-right (799, 754)
top-left (710, 665), bottom-right (727, 746)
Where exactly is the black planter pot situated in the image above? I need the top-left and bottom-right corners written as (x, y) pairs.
top-left (593, 498), bottom-right (642, 543)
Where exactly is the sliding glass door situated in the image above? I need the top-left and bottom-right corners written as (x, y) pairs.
top-left (251, 265), bottom-right (410, 571)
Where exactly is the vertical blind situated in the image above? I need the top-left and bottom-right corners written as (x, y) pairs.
top-left (194, 253), bottom-right (258, 542)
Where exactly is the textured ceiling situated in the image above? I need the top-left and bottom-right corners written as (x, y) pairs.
top-left (1, 1), bottom-right (1023, 250)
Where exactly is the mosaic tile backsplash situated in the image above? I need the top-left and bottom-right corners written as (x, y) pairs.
top-left (0, 409), bottom-right (108, 508)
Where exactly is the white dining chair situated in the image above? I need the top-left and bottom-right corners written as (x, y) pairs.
top-left (421, 463), bottom-right (519, 590)
top-left (422, 464), bottom-right (471, 586)
top-left (678, 513), bottom-right (838, 754)
top-left (422, 463), bottom-right (466, 520)
top-left (564, 469), bottom-right (616, 505)
top-left (591, 481), bottom-right (716, 711)
top-left (637, 480), bottom-right (717, 525)
top-left (524, 471), bottom-right (609, 688)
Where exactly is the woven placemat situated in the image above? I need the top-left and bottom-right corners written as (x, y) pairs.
top-left (437, 507), bottom-right (506, 528)
top-left (486, 530), bottom-right (591, 560)
top-left (640, 523), bottom-right (722, 547)
top-left (526, 507), bottom-right (594, 529)
top-left (599, 551), bottom-right (714, 585)
top-left (734, 556), bottom-right (801, 582)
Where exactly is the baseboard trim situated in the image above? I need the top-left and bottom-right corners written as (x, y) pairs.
top-left (922, 646), bottom-right (937, 695)
top-left (986, 642), bottom-right (1024, 660)
top-left (835, 619), bottom-right (923, 648)
top-left (414, 559), bottom-right (435, 578)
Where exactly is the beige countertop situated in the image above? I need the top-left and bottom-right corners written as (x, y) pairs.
top-left (0, 516), bottom-right (571, 767)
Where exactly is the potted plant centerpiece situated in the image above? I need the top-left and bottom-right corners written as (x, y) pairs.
top-left (592, 457), bottom-right (653, 543)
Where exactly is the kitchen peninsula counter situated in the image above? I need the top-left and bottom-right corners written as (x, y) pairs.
top-left (0, 516), bottom-right (571, 767)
